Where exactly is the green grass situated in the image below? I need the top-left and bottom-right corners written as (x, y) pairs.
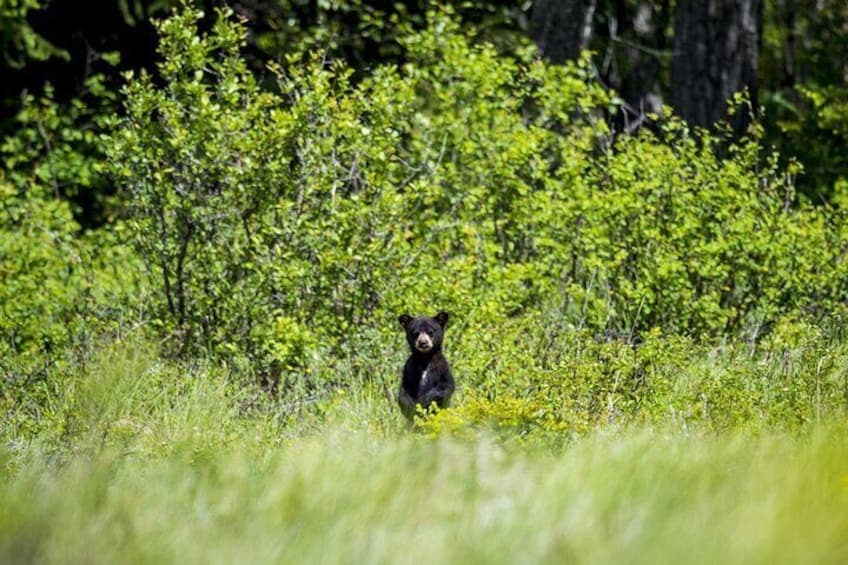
top-left (3, 426), bottom-right (848, 564)
top-left (2, 341), bottom-right (848, 564)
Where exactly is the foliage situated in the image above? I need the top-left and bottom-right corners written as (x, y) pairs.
top-left (109, 7), bottom-right (601, 367)
top-left (761, 0), bottom-right (848, 200)
top-left (413, 312), bottom-right (848, 439)
top-left (111, 7), bottom-right (848, 382)
top-left (568, 115), bottom-right (848, 336)
top-left (0, 178), bottom-right (81, 375)
top-left (1, 71), bottom-right (122, 225)
top-left (0, 0), bottom-right (67, 69)
top-left (0, 182), bottom-right (144, 423)
top-left (0, 76), bottom-right (143, 424)
top-left (233, 0), bottom-right (528, 70)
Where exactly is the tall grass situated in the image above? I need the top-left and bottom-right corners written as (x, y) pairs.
top-left (2, 340), bottom-right (848, 564)
top-left (3, 424), bottom-right (848, 564)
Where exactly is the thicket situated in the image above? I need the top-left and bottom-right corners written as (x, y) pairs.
top-left (112, 9), bottom-right (848, 353)
top-left (4, 7), bottom-right (848, 436)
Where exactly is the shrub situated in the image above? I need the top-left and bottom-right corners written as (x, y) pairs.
top-left (0, 82), bottom-right (143, 428)
top-left (112, 7), bottom-right (848, 382)
top-left (108, 7), bottom-right (609, 369)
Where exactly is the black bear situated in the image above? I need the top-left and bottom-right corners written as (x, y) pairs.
top-left (397, 311), bottom-right (455, 421)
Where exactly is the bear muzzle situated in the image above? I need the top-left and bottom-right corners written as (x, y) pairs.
top-left (414, 333), bottom-right (433, 352)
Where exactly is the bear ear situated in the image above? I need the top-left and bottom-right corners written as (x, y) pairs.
top-left (398, 314), bottom-right (413, 329)
top-left (434, 311), bottom-right (449, 328)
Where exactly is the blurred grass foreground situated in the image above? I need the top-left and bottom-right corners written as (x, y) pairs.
top-left (2, 343), bottom-right (848, 564)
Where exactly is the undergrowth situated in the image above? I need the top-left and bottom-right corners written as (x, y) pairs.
top-left (2, 338), bottom-right (848, 564)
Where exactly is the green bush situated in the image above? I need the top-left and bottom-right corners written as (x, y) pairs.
top-left (108, 7), bottom-right (607, 368)
top-left (0, 0), bottom-right (67, 68)
top-left (413, 311), bottom-right (848, 440)
top-left (0, 83), bottom-right (144, 428)
top-left (111, 7), bottom-right (848, 380)
top-left (0, 180), bottom-right (144, 429)
top-left (560, 117), bottom-right (848, 337)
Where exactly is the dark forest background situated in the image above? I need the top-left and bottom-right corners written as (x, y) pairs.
top-left (3, 0), bottom-right (848, 222)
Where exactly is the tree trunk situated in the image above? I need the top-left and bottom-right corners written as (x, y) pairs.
top-left (531, 0), bottom-right (597, 64)
top-left (604, 0), bottom-right (672, 132)
top-left (670, 0), bottom-right (762, 134)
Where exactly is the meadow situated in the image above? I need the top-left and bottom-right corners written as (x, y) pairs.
top-left (3, 333), bottom-right (848, 564)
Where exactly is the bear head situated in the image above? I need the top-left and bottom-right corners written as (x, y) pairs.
top-left (398, 312), bottom-right (449, 354)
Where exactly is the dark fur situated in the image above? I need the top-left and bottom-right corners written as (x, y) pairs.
top-left (397, 311), bottom-right (455, 421)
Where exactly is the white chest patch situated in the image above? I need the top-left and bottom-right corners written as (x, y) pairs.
top-left (420, 369), bottom-right (430, 390)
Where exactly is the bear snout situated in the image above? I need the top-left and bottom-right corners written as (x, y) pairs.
top-left (414, 333), bottom-right (433, 352)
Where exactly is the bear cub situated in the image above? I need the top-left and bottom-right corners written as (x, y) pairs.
top-left (397, 311), bottom-right (455, 421)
